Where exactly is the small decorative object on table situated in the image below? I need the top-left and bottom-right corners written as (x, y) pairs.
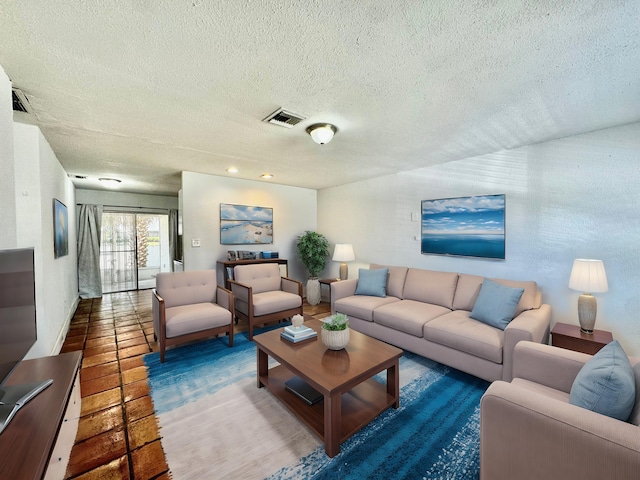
top-left (321, 313), bottom-right (350, 350)
top-left (291, 314), bottom-right (304, 329)
top-left (281, 318), bottom-right (317, 344)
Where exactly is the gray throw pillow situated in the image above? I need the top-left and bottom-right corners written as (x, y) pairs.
top-left (469, 278), bottom-right (524, 330)
top-left (354, 268), bottom-right (388, 297)
top-left (569, 340), bottom-right (636, 422)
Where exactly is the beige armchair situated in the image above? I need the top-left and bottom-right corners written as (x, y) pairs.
top-left (480, 341), bottom-right (640, 480)
top-left (228, 263), bottom-right (302, 340)
top-left (152, 270), bottom-right (234, 362)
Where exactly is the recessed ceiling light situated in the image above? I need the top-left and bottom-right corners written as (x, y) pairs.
top-left (226, 167), bottom-right (238, 173)
top-left (260, 173), bottom-right (273, 179)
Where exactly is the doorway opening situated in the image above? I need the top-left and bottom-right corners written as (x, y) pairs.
top-left (100, 212), bottom-right (170, 293)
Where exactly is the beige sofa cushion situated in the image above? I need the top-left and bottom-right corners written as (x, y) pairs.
top-left (252, 290), bottom-right (302, 316)
top-left (234, 263), bottom-right (281, 294)
top-left (157, 270), bottom-right (217, 308)
top-left (424, 310), bottom-right (504, 363)
top-left (165, 303), bottom-right (231, 338)
top-left (370, 264), bottom-right (408, 299)
top-left (402, 268), bottom-right (458, 309)
top-left (453, 273), bottom-right (539, 316)
top-left (373, 300), bottom-right (450, 337)
top-left (334, 295), bottom-right (400, 322)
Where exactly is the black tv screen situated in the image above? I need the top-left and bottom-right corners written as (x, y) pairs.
top-left (0, 248), bottom-right (36, 388)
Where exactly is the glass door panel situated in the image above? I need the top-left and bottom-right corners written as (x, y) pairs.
top-left (100, 213), bottom-right (137, 293)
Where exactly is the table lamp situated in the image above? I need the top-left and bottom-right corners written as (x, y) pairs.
top-left (568, 259), bottom-right (608, 334)
top-left (332, 244), bottom-right (355, 280)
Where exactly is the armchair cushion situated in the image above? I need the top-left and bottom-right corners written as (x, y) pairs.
top-left (569, 340), bottom-right (636, 422)
top-left (252, 290), bottom-right (302, 316)
top-left (470, 278), bottom-right (524, 330)
top-left (355, 268), bottom-right (388, 297)
top-left (165, 303), bottom-right (232, 338)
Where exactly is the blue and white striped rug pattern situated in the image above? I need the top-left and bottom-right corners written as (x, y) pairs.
top-left (145, 329), bottom-right (489, 479)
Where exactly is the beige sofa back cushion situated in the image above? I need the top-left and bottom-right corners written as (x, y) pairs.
top-left (453, 273), bottom-right (540, 316)
top-left (234, 263), bottom-right (281, 294)
top-left (156, 270), bottom-right (217, 308)
top-left (370, 264), bottom-right (408, 298)
top-left (403, 268), bottom-right (458, 309)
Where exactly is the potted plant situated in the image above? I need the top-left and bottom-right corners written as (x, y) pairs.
top-left (321, 313), bottom-right (350, 350)
top-left (296, 230), bottom-right (329, 305)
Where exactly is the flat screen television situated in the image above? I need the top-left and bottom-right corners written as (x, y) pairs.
top-left (0, 248), bottom-right (52, 434)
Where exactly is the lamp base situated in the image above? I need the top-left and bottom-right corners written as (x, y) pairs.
top-left (339, 263), bottom-right (348, 281)
top-left (577, 293), bottom-right (597, 335)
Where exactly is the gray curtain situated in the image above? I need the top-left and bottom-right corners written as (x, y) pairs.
top-left (77, 204), bottom-right (103, 298)
top-left (169, 209), bottom-right (178, 270)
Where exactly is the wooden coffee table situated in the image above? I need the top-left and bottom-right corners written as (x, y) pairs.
top-left (254, 319), bottom-right (402, 457)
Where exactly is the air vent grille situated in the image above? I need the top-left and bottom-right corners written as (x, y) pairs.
top-left (263, 108), bottom-right (306, 128)
top-left (12, 88), bottom-right (32, 114)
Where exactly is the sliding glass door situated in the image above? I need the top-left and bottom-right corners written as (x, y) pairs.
top-left (100, 212), bottom-right (170, 293)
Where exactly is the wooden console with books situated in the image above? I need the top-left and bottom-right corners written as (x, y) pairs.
top-left (0, 351), bottom-right (82, 479)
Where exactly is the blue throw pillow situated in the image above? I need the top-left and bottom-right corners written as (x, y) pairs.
top-left (569, 340), bottom-right (636, 422)
top-left (469, 278), bottom-right (524, 330)
top-left (355, 268), bottom-right (388, 297)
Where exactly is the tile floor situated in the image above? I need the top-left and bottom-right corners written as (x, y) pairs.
top-left (60, 289), bottom-right (331, 479)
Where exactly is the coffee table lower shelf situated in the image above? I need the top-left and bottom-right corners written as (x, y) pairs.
top-left (259, 365), bottom-right (396, 455)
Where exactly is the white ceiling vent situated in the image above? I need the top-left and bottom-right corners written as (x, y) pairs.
top-left (12, 88), bottom-right (33, 114)
top-left (263, 108), bottom-right (306, 128)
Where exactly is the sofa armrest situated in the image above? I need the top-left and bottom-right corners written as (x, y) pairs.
top-left (502, 303), bottom-right (552, 381)
top-left (331, 278), bottom-right (358, 313)
top-left (215, 285), bottom-right (234, 312)
top-left (281, 277), bottom-right (302, 296)
top-left (480, 381), bottom-right (640, 480)
top-left (512, 341), bottom-right (591, 392)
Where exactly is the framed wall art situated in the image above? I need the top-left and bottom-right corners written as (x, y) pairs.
top-left (220, 203), bottom-right (273, 245)
top-left (421, 194), bottom-right (505, 259)
top-left (53, 198), bottom-right (69, 258)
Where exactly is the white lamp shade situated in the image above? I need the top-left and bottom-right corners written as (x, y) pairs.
top-left (307, 124), bottom-right (336, 144)
top-left (332, 244), bottom-right (355, 262)
top-left (569, 259), bottom-right (608, 293)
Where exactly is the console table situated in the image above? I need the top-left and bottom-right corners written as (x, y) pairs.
top-left (217, 258), bottom-right (289, 289)
top-left (0, 351), bottom-right (82, 479)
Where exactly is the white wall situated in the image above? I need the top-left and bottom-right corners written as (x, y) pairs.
top-left (76, 188), bottom-right (178, 210)
top-left (0, 66), bottom-right (17, 248)
top-left (13, 122), bottom-right (78, 358)
top-left (318, 122), bottom-right (640, 356)
top-left (181, 171), bottom-right (317, 284)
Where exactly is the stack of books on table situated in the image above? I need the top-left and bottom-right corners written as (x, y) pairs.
top-left (281, 324), bottom-right (317, 343)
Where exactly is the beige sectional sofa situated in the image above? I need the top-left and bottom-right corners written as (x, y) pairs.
top-left (331, 264), bottom-right (551, 382)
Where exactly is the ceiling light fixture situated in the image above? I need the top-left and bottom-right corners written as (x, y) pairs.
top-left (98, 177), bottom-right (122, 186)
top-left (226, 167), bottom-right (238, 173)
top-left (306, 123), bottom-right (337, 145)
top-left (260, 173), bottom-right (273, 179)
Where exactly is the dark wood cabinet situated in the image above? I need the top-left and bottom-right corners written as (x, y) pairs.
top-left (0, 351), bottom-right (82, 479)
top-left (551, 322), bottom-right (613, 355)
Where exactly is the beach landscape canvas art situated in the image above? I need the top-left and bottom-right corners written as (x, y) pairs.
top-left (220, 203), bottom-right (273, 245)
top-left (421, 194), bottom-right (505, 259)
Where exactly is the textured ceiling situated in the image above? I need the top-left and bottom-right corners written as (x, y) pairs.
top-left (1, 1), bottom-right (639, 195)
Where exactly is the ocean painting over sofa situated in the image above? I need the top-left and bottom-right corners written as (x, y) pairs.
top-left (220, 203), bottom-right (273, 245)
top-left (421, 194), bottom-right (505, 259)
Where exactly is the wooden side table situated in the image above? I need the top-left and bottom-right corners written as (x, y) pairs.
top-left (550, 322), bottom-right (613, 355)
top-left (319, 278), bottom-right (340, 303)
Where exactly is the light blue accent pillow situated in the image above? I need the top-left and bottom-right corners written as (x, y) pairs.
top-left (469, 278), bottom-right (524, 330)
top-left (569, 340), bottom-right (636, 422)
top-left (355, 268), bottom-right (388, 297)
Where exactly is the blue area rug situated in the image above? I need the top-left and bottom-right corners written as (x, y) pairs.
top-left (145, 328), bottom-right (489, 479)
